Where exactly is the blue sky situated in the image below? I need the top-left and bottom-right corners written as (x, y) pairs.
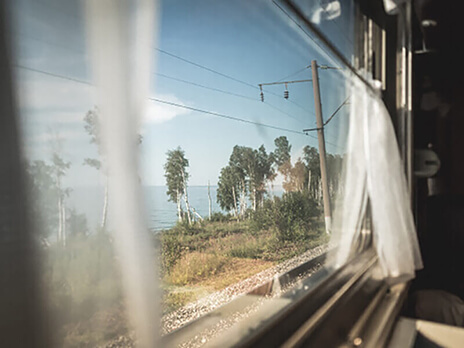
top-left (11, 0), bottom-right (352, 187)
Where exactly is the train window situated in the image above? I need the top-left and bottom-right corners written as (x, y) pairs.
top-left (5, 0), bottom-right (421, 347)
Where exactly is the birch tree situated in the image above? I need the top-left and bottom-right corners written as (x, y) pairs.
top-left (217, 165), bottom-right (241, 217)
top-left (164, 147), bottom-right (192, 224)
top-left (83, 107), bottom-right (109, 230)
top-left (51, 152), bottom-right (71, 246)
top-left (303, 145), bottom-right (321, 201)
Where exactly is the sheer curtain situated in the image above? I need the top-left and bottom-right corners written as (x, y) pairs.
top-left (86, 0), bottom-right (159, 346)
top-left (330, 75), bottom-right (423, 283)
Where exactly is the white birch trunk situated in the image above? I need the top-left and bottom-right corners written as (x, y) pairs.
top-left (232, 186), bottom-right (238, 218)
top-left (192, 208), bottom-right (203, 222)
top-left (252, 187), bottom-right (257, 211)
top-left (62, 201), bottom-right (66, 246)
top-left (101, 177), bottom-right (109, 230)
top-left (58, 195), bottom-right (63, 244)
top-left (308, 170), bottom-right (311, 193)
top-left (240, 180), bottom-right (247, 218)
top-left (176, 189), bottom-right (182, 222)
top-left (181, 169), bottom-right (192, 225)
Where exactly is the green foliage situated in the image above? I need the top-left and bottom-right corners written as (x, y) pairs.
top-left (66, 209), bottom-right (89, 237)
top-left (83, 108), bottom-right (104, 171)
top-left (43, 233), bottom-right (126, 346)
top-left (249, 199), bottom-right (276, 233)
top-left (164, 147), bottom-right (189, 205)
top-left (209, 211), bottom-right (230, 223)
top-left (26, 155), bottom-right (71, 239)
top-left (220, 144), bottom-right (274, 213)
top-left (217, 165), bottom-right (241, 213)
top-left (164, 147), bottom-right (191, 223)
top-left (274, 191), bottom-right (320, 242)
top-left (26, 160), bottom-right (59, 237)
top-left (160, 230), bottom-right (184, 275)
top-left (273, 136), bottom-right (291, 167)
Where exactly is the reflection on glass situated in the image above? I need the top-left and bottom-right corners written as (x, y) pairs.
top-left (12, 0), bottom-right (353, 346)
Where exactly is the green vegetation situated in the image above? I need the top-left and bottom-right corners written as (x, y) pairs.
top-left (25, 129), bottom-right (336, 346)
top-left (43, 233), bottom-right (129, 347)
top-left (159, 136), bottom-right (338, 313)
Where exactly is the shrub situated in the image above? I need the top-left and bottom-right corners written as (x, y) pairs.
top-left (274, 191), bottom-right (320, 242)
top-left (209, 211), bottom-right (230, 222)
top-left (249, 199), bottom-right (276, 233)
top-left (160, 231), bottom-right (184, 275)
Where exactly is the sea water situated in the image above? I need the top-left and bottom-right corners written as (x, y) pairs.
top-left (67, 186), bottom-right (223, 232)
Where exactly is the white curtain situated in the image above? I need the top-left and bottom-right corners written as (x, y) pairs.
top-left (330, 75), bottom-right (423, 283)
top-left (86, 0), bottom-right (159, 346)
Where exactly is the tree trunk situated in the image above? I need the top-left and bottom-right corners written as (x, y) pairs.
top-left (308, 170), bottom-right (311, 193)
top-left (176, 189), bottom-right (182, 222)
top-left (232, 186), bottom-right (238, 218)
top-left (58, 194), bottom-right (62, 244)
top-left (192, 208), bottom-right (203, 222)
top-left (62, 200), bottom-right (66, 246)
top-left (101, 177), bottom-right (109, 230)
top-left (208, 180), bottom-right (212, 220)
top-left (252, 187), bottom-right (257, 211)
top-left (181, 169), bottom-right (192, 225)
top-left (240, 180), bottom-right (247, 218)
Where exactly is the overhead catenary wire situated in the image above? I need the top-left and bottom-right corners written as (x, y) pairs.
top-left (13, 32), bottom-right (310, 125)
top-left (156, 47), bottom-right (314, 114)
top-left (13, 64), bottom-right (327, 143)
top-left (277, 65), bottom-right (310, 82)
top-left (155, 72), bottom-right (257, 101)
top-left (17, 28), bottom-right (312, 112)
top-left (148, 97), bottom-right (321, 139)
top-left (14, 64), bottom-right (91, 86)
top-left (303, 96), bottom-right (349, 132)
top-left (155, 72), bottom-right (308, 125)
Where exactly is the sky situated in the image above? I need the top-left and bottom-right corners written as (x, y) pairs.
top-left (11, 0), bottom-right (354, 187)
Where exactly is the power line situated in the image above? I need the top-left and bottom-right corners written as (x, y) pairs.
top-left (148, 97), bottom-right (317, 139)
top-left (277, 65), bottom-right (310, 82)
top-left (18, 26), bottom-right (314, 115)
top-left (14, 63), bottom-right (341, 149)
top-left (13, 33), bottom-right (309, 124)
top-left (15, 63), bottom-right (309, 127)
top-left (323, 96), bottom-right (349, 126)
top-left (14, 64), bottom-right (91, 86)
top-left (264, 101), bottom-right (307, 125)
top-left (155, 72), bottom-right (308, 124)
top-left (156, 47), bottom-right (313, 113)
top-left (155, 48), bottom-right (258, 90)
top-left (303, 96), bottom-right (349, 132)
top-left (155, 72), bottom-right (257, 101)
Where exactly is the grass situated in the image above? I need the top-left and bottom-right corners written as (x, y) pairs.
top-left (160, 218), bottom-right (328, 314)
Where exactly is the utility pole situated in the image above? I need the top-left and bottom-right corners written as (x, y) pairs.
top-left (258, 61), bottom-right (338, 234)
top-left (311, 60), bottom-right (332, 234)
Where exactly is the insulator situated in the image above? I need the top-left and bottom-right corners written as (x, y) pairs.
top-left (260, 92), bottom-right (264, 102)
top-left (284, 90), bottom-right (289, 99)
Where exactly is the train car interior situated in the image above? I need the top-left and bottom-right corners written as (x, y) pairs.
top-left (0, 0), bottom-right (463, 347)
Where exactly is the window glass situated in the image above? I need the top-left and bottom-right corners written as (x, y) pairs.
top-left (10, 0), bottom-right (356, 346)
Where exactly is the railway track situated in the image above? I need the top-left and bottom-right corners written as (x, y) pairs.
top-left (161, 245), bottom-right (328, 347)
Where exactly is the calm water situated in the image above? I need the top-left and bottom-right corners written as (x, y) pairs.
top-left (67, 185), bottom-right (284, 232)
top-left (67, 186), bottom-right (223, 232)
